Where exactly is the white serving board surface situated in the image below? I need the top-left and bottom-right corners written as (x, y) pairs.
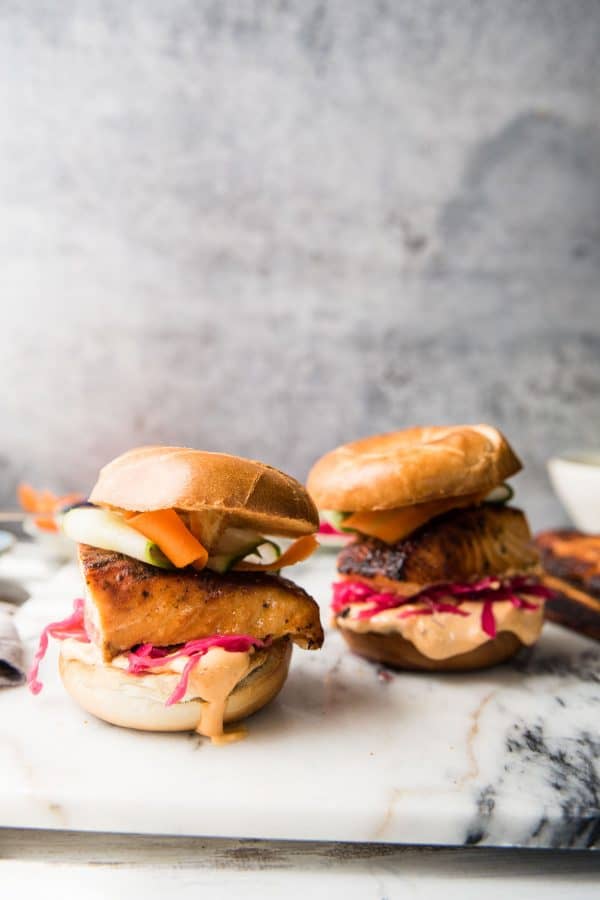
top-left (2, 553), bottom-right (599, 848)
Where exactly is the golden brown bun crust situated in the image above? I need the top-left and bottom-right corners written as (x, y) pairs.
top-left (339, 628), bottom-right (522, 671)
top-left (90, 446), bottom-right (318, 537)
top-left (58, 638), bottom-right (291, 732)
top-left (307, 425), bottom-right (521, 512)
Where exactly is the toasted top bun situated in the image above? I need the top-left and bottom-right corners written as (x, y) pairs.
top-left (306, 424), bottom-right (521, 511)
top-left (90, 446), bottom-right (319, 537)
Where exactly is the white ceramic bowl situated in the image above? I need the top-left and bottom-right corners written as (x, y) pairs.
top-left (547, 452), bottom-right (600, 533)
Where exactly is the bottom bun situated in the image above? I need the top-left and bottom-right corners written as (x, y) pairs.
top-left (59, 638), bottom-right (292, 733)
top-left (339, 628), bottom-right (523, 671)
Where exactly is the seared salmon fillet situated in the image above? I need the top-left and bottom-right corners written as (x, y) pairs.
top-left (79, 544), bottom-right (324, 660)
top-left (338, 505), bottom-right (539, 585)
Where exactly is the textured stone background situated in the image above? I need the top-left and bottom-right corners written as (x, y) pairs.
top-left (1, 1), bottom-right (599, 527)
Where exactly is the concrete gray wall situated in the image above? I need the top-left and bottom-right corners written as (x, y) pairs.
top-left (1, 1), bottom-right (599, 528)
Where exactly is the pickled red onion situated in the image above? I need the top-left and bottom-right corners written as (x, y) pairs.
top-left (127, 633), bottom-right (271, 706)
top-left (27, 598), bottom-right (89, 694)
top-left (319, 522), bottom-right (343, 536)
top-left (481, 600), bottom-right (496, 638)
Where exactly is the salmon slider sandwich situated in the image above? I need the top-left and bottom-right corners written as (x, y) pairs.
top-left (308, 425), bottom-right (551, 671)
top-left (28, 447), bottom-right (323, 742)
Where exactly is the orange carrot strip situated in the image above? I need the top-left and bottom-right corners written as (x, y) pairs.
top-left (38, 489), bottom-right (59, 512)
top-left (18, 484), bottom-right (84, 534)
top-left (343, 491), bottom-right (487, 544)
top-left (34, 515), bottom-right (59, 533)
top-left (234, 534), bottom-right (319, 572)
top-left (17, 483), bottom-right (48, 513)
top-left (18, 484), bottom-right (83, 515)
top-left (128, 509), bottom-right (208, 569)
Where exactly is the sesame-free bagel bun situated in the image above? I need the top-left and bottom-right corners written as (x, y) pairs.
top-left (339, 628), bottom-right (522, 672)
top-left (58, 638), bottom-right (292, 732)
top-left (90, 446), bottom-right (319, 537)
top-left (307, 425), bottom-right (521, 512)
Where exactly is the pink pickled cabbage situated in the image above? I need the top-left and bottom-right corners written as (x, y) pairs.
top-left (319, 521), bottom-right (343, 536)
top-left (27, 598), bottom-right (89, 694)
top-left (331, 576), bottom-right (553, 638)
top-left (127, 633), bottom-right (271, 706)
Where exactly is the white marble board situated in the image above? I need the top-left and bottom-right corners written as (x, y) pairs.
top-left (2, 553), bottom-right (599, 848)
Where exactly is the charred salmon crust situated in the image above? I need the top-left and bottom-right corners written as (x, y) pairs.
top-left (79, 544), bottom-right (324, 660)
top-left (535, 530), bottom-right (600, 600)
top-left (338, 505), bottom-right (539, 584)
top-left (540, 575), bottom-right (600, 640)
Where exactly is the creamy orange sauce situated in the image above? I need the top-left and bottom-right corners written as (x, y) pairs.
top-left (337, 596), bottom-right (545, 659)
top-left (186, 648), bottom-right (251, 739)
top-left (61, 639), bottom-right (253, 742)
top-left (211, 726), bottom-right (248, 745)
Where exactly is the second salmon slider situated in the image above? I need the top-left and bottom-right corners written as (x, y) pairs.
top-left (307, 425), bottom-right (551, 671)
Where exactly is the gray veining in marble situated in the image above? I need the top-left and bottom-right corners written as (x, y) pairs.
top-left (0, 2), bottom-right (599, 529)
top-left (3, 551), bottom-right (599, 849)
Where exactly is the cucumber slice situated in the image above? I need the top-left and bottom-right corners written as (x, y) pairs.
top-left (257, 539), bottom-right (283, 573)
top-left (244, 539), bottom-right (281, 564)
top-left (484, 483), bottom-right (514, 504)
top-left (320, 510), bottom-right (354, 532)
top-left (212, 527), bottom-right (264, 556)
top-left (206, 553), bottom-right (238, 574)
top-left (62, 507), bottom-right (172, 568)
top-left (206, 528), bottom-right (281, 573)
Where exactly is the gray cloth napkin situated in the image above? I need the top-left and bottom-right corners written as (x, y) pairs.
top-left (0, 601), bottom-right (26, 686)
